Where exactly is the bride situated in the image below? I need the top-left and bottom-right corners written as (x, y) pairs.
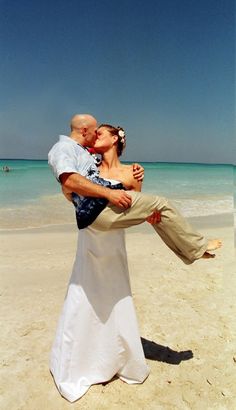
top-left (50, 124), bottom-right (153, 402)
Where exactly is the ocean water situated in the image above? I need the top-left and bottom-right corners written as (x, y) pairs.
top-left (0, 159), bottom-right (234, 229)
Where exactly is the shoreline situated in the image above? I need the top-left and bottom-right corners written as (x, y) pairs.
top-left (0, 212), bottom-right (233, 234)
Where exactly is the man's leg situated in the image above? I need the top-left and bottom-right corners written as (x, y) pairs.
top-left (91, 191), bottom-right (207, 264)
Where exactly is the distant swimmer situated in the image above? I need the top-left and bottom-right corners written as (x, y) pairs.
top-left (2, 166), bottom-right (10, 172)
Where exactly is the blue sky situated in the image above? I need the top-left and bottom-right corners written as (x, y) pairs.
top-left (0, 0), bottom-right (235, 163)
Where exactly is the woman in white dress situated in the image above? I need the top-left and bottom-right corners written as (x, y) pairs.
top-left (50, 125), bottom-right (152, 402)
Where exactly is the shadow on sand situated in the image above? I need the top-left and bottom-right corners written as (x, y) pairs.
top-left (100, 339), bottom-right (193, 387)
top-left (141, 337), bottom-right (193, 365)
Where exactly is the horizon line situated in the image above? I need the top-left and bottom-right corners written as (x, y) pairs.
top-left (0, 158), bottom-right (235, 167)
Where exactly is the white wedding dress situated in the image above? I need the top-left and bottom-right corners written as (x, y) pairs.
top-left (50, 190), bottom-right (149, 403)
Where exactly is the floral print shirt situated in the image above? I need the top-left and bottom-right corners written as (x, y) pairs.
top-left (48, 135), bottom-right (123, 229)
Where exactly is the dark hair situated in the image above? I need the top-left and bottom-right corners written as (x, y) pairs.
top-left (98, 124), bottom-right (126, 157)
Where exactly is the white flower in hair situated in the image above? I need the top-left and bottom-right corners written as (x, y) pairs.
top-left (118, 129), bottom-right (125, 138)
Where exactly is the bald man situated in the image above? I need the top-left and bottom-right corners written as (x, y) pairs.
top-left (49, 114), bottom-right (134, 211)
top-left (48, 114), bottom-right (221, 264)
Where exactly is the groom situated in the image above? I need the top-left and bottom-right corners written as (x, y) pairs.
top-left (48, 113), bottom-right (212, 264)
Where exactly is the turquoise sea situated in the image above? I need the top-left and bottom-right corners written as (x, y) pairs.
top-left (0, 159), bottom-right (235, 229)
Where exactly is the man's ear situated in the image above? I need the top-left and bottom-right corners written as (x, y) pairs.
top-left (82, 127), bottom-right (87, 137)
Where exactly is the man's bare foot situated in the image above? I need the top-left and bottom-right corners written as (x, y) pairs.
top-left (202, 251), bottom-right (215, 259)
top-left (206, 239), bottom-right (222, 252)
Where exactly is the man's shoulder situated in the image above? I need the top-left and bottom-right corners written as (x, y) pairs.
top-left (48, 136), bottom-right (77, 155)
top-left (51, 135), bottom-right (73, 148)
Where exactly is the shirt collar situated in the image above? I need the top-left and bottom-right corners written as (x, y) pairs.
top-left (59, 135), bottom-right (78, 145)
top-left (59, 135), bottom-right (91, 154)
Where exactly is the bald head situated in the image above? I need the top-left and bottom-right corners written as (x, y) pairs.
top-left (70, 113), bottom-right (98, 147)
top-left (70, 114), bottom-right (97, 132)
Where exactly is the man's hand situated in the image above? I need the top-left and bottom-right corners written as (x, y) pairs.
top-left (146, 210), bottom-right (161, 224)
top-left (132, 163), bottom-right (144, 182)
top-left (107, 189), bottom-right (132, 209)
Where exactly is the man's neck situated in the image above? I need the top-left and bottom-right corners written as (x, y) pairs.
top-left (70, 131), bottom-right (85, 147)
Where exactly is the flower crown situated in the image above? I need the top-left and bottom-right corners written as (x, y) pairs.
top-left (117, 128), bottom-right (126, 144)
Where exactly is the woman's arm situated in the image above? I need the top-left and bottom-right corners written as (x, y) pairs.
top-left (128, 166), bottom-right (161, 223)
top-left (127, 165), bottom-right (143, 192)
top-left (130, 176), bottom-right (142, 192)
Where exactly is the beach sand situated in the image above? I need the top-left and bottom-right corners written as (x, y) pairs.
top-left (1, 216), bottom-right (235, 410)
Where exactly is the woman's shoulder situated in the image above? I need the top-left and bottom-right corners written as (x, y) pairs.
top-left (120, 164), bottom-right (133, 173)
top-left (118, 164), bottom-right (134, 180)
top-left (119, 164), bottom-right (141, 191)
top-left (113, 164), bottom-right (132, 184)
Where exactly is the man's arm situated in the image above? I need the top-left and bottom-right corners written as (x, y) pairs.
top-left (60, 172), bottom-right (132, 209)
top-left (132, 163), bottom-right (144, 181)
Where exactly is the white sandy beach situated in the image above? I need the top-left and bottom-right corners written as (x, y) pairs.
top-left (1, 216), bottom-right (236, 410)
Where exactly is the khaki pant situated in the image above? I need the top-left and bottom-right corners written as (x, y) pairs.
top-left (91, 191), bottom-right (207, 265)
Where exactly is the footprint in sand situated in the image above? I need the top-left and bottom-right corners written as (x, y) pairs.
top-left (16, 321), bottom-right (46, 337)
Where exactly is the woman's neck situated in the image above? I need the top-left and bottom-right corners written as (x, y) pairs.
top-left (101, 149), bottom-right (121, 170)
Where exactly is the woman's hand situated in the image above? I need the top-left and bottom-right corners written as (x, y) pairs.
top-left (146, 211), bottom-right (161, 224)
top-left (132, 163), bottom-right (144, 182)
